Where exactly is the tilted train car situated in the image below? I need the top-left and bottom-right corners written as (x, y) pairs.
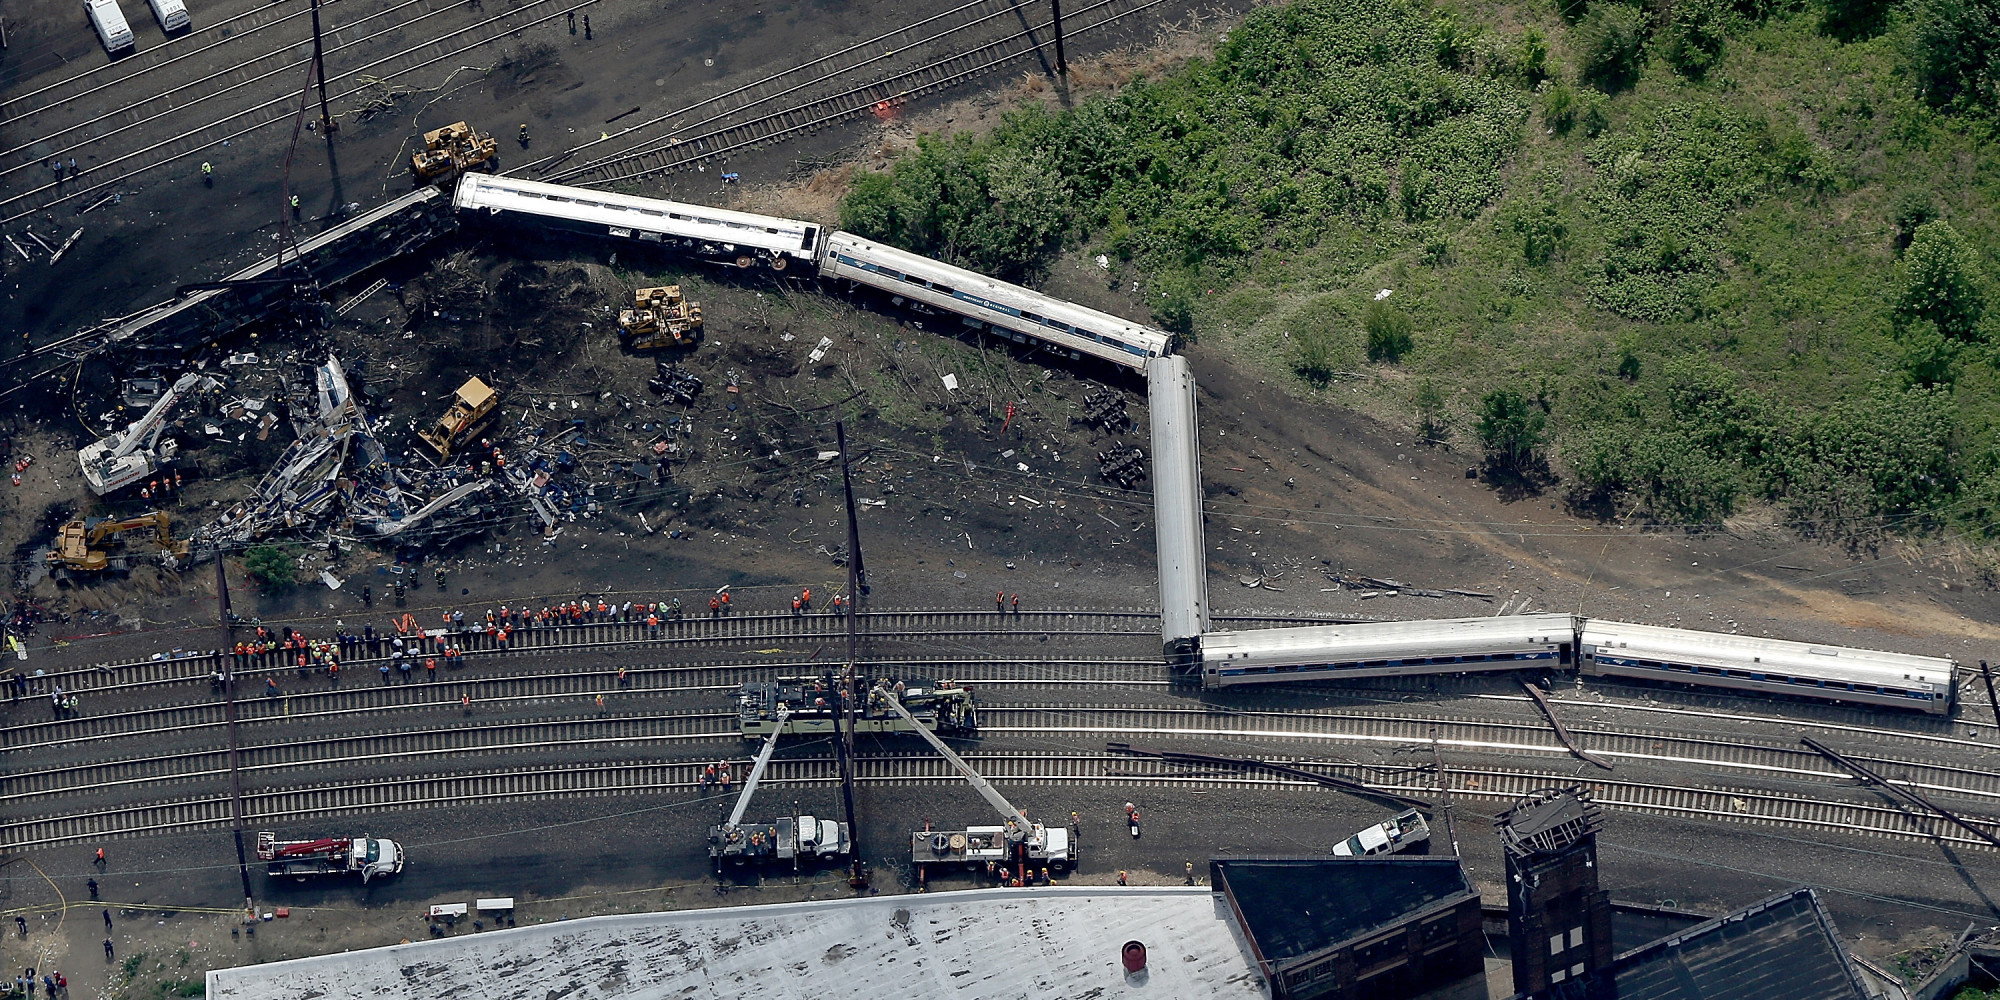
top-left (1578, 619), bottom-right (1955, 715)
top-left (1200, 614), bottom-right (1576, 689)
top-left (452, 173), bottom-right (822, 270)
top-left (816, 232), bottom-right (1173, 372)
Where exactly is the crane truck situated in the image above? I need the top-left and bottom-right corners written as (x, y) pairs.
top-left (879, 684), bottom-right (1071, 880)
top-left (256, 831), bottom-right (403, 882)
top-left (46, 511), bottom-right (189, 581)
top-left (707, 709), bottom-right (852, 870)
top-left (76, 372), bottom-right (222, 495)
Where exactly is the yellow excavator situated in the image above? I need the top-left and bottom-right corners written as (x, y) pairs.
top-left (411, 121), bottom-right (499, 183)
top-left (417, 377), bottom-right (499, 459)
top-left (47, 511), bottom-right (189, 581)
top-left (616, 285), bottom-right (704, 350)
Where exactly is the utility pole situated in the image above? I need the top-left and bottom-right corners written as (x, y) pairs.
top-left (309, 0), bottom-right (336, 134)
top-left (1981, 661), bottom-right (1998, 727)
top-left (1049, 0), bottom-right (1068, 76)
top-left (1428, 728), bottom-right (1459, 858)
top-left (834, 419), bottom-right (866, 888)
top-left (218, 557), bottom-right (255, 924)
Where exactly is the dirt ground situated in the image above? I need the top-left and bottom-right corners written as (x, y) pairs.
top-left (4, 12), bottom-right (2000, 1000)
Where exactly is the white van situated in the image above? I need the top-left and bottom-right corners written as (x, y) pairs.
top-left (85, 0), bottom-right (135, 53)
top-left (147, 0), bottom-right (189, 33)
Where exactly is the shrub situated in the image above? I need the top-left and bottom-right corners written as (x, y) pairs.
top-left (1364, 301), bottom-right (1416, 361)
top-left (1577, 3), bottom-right (1651, 90)
top-left (1414, 380), bottom-right (1451, 445)
top-left (1516, 28), bottom-right (1552, 85)
top-left (1543, 81), bottom-right (1579, 133)
top-left (1512, 196), bottom-right (1570, 264)
top-left (1435, 14), bottom-right (1475, 68)
top-left (1663, 0), bottom-right (1731, 77)
top-left (243, 545), bottom-right (299, 590)
top-left (1896, 219), bottom-right (1987, 342)
top-left (1900, 0), bottom-right (2000, 113)
top-left (1615, 347), bottom-right (1642, 380)
top-left (1892, 191), bottom-right (1937, 252)
top-left (1294, 330), bottom-right (1345, 386)
top-left (1477, 388), bottom-right (1549, 474)
top-left (1820, 0), bottom-right (1893, 39)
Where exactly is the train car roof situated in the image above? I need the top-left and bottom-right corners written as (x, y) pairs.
top-left (1149, 356), bottom-right (1208, 645)
top-left (1580, 619), bottom-right (1953, 686)
top-left (824, 232), bottom-right (1172, 354)
top-left (1204, 614), bottom-right (1576, 658)
top-left (452, 174), bottom-right (817, 255)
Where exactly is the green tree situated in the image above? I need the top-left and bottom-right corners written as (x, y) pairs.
top-left (1820, 0), bottom-right (1893, 40)
top-left (1414, 380), bottom-right (1451, 445)
top-left (1477, 388), bottom-right (1549, 475)
top-left (1897, 219), bottom-right (1987, 342)
top-left (1664, 0), bottom-right (1730, 78)
top-left (1901, 0), bottom-right (2000, 112)
top-left (243, 544), bottom-right (299, 590)
top-left (1578, 3), bottom-right (1650, 90)
top-left (1364, 301), bottom-right (1415, 361)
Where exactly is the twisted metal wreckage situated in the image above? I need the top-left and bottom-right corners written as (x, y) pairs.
top-left (181, 356), bottom-right (622, 567)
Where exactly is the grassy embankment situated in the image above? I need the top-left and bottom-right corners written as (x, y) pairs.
top-left (838, 0), bottom-right (2000, 543)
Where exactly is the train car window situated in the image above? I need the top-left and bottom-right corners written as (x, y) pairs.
top-left (1883, 688), bottom-right (1905, 696)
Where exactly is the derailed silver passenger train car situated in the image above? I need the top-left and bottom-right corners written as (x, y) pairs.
top-left (819, 232), bottom-right (1173, 372)
top-left (1578, 619), bottom-right (1955, 715)
top-left (1148, 355), bottom-right (1208, 666)
top-left (1200, 614), bottom-right (1576, 689)
top-left (452, 173), bottom-right (822, 270)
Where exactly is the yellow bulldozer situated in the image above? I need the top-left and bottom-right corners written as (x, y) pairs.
top-left (616, 285), bottom-right (704, 350)
top-left (411, 121), bottom-right (499, 183)
top-left (417, 377), bottom-right (499, 460)
top-left (47, 511), bottom-right (189, 581)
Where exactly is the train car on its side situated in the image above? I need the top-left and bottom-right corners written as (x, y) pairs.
top-left (452, 173), bottom-right (822, 270)
top-left (1200, 614), bottom-right (1575, 689)
top-left (818, 232), bottom-right (1173, 373)
top-left (1578, 619), bottom-right (1955, 715)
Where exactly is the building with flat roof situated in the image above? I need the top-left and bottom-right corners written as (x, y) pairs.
top-left (1209, 856), bottom-right (1484, 1000)
top-left (1516, 887), bottom-right (1873, 1000)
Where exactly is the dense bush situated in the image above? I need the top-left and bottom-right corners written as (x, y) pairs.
top-left (1663, 0), bottom-right (1731, 77)
top-left (1900, 0), bottom-right (2000, 113)
top-left (1584, 102), bottom-right (1787, 320)
top-left (1820, 0), bottom-right (1893, 39)
top-left (243, 545), bottom-right (299, 590)
top-left (1577, 3), bottom-right (1651, 89)
top-left (839, 0), bottom-right (1528, 328)
top-left (1477, 388), bottom-right (1549, 475)
top-left (1364, 301), bottom-right (1416, 360)
top-left (1897, 219), bottom-right (1988, 342)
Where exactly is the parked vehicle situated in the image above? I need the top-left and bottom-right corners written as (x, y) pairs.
top-left (146, 0), bottom-right (189, 33)
top-left (85, 0), bottom-right (136, 54)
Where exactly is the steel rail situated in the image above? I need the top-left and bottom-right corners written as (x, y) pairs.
top-left (10, 752), bottom-right (1997, 852)
top-left (16, 702), bottom-right (2000, 826)
top-left (526, 0), bottom-right (1052, 178)
top-left (563, 0), bottom-right (1170, 187)
top-left (0, 0), bottom-right (490, 168)
top-left (27, 608), bottom-right (1346, 692)
top-left (0, 0), bottom-right (597, 225)
top-left (0, 657), bottom-right (1168, 751)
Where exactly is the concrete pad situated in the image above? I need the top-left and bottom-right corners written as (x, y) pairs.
top-left (206, 886), bottom-right (1270, 999)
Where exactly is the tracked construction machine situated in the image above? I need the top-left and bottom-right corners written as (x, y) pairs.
top-left (76, 372), bottom-right (222, 495)
top-left (411, 122), bottom-right (498, 183)
top-left (617, 285), bottom-right (704, 349)
top-left (416, 377), bottom-right (498, 460)
top-left (707, 709), bottom-right (851, 871)
top-left (46, 511), bottom-right (189, 581)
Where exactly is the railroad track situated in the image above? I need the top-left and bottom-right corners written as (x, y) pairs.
top-left (0, 0), bottom-right (525, 175)
top-left (10, 751), bottom-right (1996, 853)
top-left (0, 0), bottom-right (595, 225)
top-left (0, 655), bottom-right (1170, 751)
top-left (523, 0), bottom-right (1068, 179)
top-left (23, 608), bottom-right (1343, 695)
top-left (552, 0), bottom-right (1170, 187)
